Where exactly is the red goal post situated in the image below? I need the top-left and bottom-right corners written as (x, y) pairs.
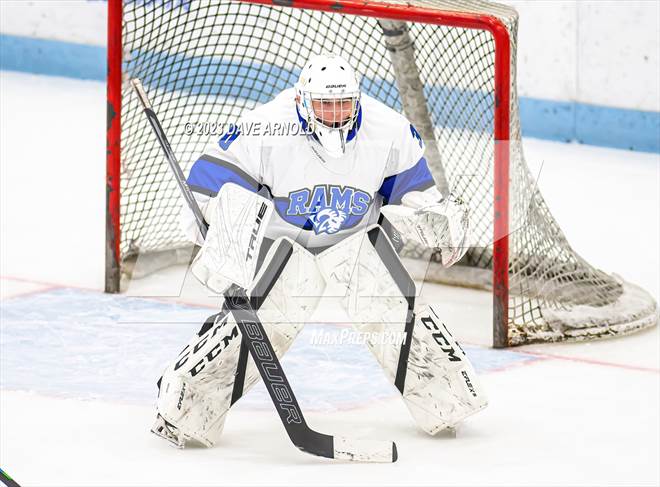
top-left (105, 0), bottom-right (657, 347)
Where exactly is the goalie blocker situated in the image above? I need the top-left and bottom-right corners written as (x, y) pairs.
top-left (153, 183), bottom-right (486, 447)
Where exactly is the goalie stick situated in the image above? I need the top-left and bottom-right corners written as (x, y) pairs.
top-left (0, 467), bottom-right (21, 487)
top-left (131, 79), bottom-right (397, 463)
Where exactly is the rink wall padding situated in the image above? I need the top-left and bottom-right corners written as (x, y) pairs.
top-left (1, 31), bottom-right (658, 152)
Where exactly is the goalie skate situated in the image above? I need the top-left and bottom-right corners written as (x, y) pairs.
top-left (151, 413), bottom-right (186, 448)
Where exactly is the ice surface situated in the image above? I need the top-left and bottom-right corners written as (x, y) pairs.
top-left (1, 287), bottom-right (534, 410)
top-left (1, 70), bottom-right (658, 485)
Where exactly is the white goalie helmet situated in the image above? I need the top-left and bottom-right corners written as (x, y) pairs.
top-left (295, 53), bottom-right (361, 158)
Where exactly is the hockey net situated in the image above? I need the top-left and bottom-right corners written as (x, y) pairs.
top-left (106, 0), bottom-right (657, 346)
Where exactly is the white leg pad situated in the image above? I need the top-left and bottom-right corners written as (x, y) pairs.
top-left (155, 238), bottom-right (324, 447)
top-left (404, 305), bottom-right (488, 434)
top-left (318, 226), bottom-right (487, 435)
top-left (156, 310), bottom-right (242, 447)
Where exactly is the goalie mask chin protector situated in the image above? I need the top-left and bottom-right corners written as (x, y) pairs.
top-left (295, 53), bottom-right (361, 158)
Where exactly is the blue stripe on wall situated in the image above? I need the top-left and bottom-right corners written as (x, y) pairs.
top-left (0, 34), bottom-right (106, 81)
top-left (1, 33), bottom-right (658, 153)
top-left (575, 104), bottom-right (659, 153)
top-left (519, 97), bottom-right (660, 153)
top-left (519, 97), bottom-right (575, 142)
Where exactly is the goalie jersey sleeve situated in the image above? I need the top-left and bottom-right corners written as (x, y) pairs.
top-left (377, 121), bottom-right (437, 206)
top-left (181, 117), bottom-right (265, 243)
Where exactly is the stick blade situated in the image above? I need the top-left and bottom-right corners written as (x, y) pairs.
top-left (333, 437), bottom-right (398, 463)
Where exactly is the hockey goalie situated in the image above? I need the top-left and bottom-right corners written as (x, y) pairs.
top-left (152, 53), bottom-right (487, 448)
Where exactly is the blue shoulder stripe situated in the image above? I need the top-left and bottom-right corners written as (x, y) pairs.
top-left (378, 157), bottom-right (436, 205)
top-left (187, 154), bottom-right (259, 197)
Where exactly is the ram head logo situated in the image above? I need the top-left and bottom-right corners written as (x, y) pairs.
top-left (310, 208), bottom-right (347, 235)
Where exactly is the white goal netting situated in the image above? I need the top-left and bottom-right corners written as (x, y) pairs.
top-left (112, 0), bottom-right (658, 345)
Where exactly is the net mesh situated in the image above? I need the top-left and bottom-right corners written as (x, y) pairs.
top-left (118, 0), bottom-right (657, 344)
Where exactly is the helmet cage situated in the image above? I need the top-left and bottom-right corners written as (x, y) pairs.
top-left (303, 92), bottom-right (360, 131)
top-left (298, 90), bottom-right (361, 156)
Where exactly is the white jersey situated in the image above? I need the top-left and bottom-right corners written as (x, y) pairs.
top-left (184, 88), bottom-right (436, 249)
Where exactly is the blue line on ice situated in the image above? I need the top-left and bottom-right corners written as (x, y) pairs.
top-left (0, 288), bottom-right (540, 411)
